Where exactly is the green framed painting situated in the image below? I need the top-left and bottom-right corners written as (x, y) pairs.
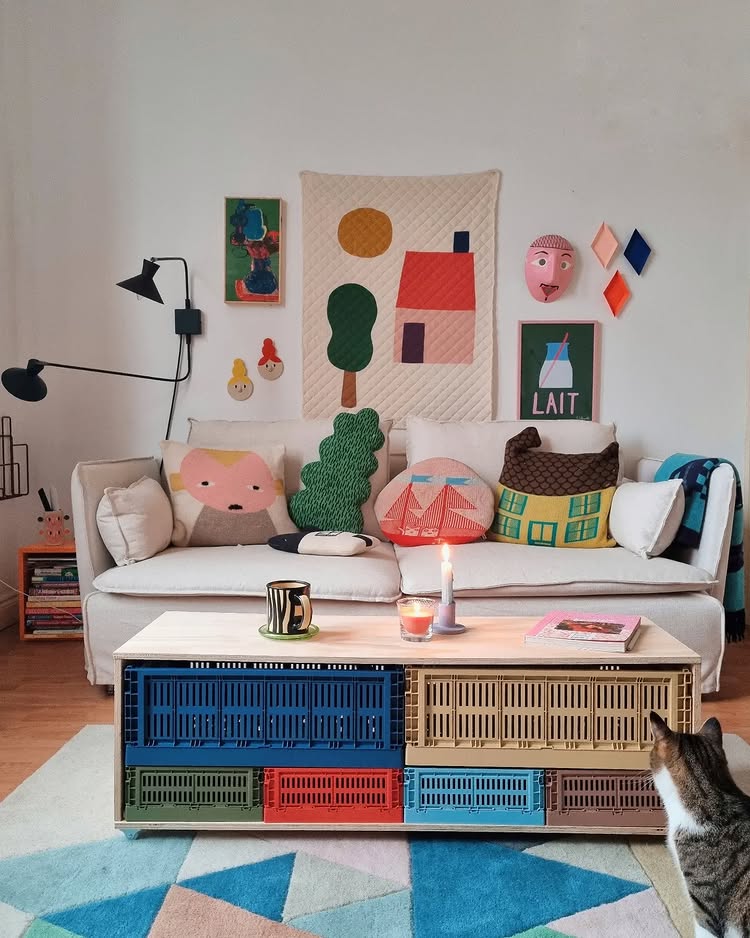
top-left (225, 197), bottom-right (283, 304)
top-left (518, 320), bottom-right (600, 421)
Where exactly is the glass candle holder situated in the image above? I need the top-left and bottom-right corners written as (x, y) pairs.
top-left (397, 597), bottom-right (436, 643)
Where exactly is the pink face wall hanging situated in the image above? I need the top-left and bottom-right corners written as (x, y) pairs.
top-left (525, 234), bottom-right (576, 303)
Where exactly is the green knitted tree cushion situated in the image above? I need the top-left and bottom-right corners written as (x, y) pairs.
top-left (289, 408), bottom-right (385, 534)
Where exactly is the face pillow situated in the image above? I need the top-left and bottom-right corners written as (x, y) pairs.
top-left (160, 441), bottom-right (297, 547)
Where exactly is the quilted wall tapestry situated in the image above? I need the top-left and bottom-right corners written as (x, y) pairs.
top-left (301, 171), bottom-right (499, 423)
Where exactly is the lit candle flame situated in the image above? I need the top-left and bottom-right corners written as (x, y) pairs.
top-left (441, 543), bottom-right (450, 562)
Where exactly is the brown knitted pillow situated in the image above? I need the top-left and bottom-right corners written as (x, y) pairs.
top-left (489, 427), bottom-right (618, 548)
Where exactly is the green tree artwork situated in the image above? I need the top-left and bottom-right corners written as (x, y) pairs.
top-left (289, 408), bottom-right (385, 534)
top-left (326, 283), bottom-right (377, 408)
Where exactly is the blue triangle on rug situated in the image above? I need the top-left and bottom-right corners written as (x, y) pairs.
top-left (180, 853), bottom-right (296, 922)
top-left (289, 889), bottom-right (413, 938)
top-left (41, 884), bottom-right (170, 938)
top-left (0, 835), bottom-right (192, 916)
top-left (410, 838), bottom-right (646, 938)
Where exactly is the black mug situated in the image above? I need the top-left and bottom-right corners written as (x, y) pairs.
top-left (266, 580), bottom-right (313, 635)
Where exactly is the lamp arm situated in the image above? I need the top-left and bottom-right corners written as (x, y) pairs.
top-left (151, 256), bottom-right (191, 307)
top-left (32, 338), bottom-right (192, 385)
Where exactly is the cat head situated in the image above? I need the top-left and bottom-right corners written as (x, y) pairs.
top-left (649, 711), bottom-right (730, 795)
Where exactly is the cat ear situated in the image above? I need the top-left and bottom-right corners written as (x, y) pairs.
top-left (649, 711), bottom-right (672, 741)
top-left (699, 717), bottom-right (723, 746)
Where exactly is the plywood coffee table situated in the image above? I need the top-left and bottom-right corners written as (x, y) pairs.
top-left (113, 613), bottom-right (700, 835)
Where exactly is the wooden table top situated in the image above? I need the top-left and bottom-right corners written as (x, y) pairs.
top-left (114, 612), bottom-right (700, 667)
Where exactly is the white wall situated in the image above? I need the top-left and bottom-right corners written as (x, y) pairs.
top-left (0, 0), bottom-right (31, 621)
top-left (4, 0), bottom-right (749, 506)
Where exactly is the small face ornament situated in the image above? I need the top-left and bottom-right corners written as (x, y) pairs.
top-left (227, 359), bottom-right (254, 400)
top-left (525, 234), bottom-right (576, 302)
top-left (258, 338), bottom-right (284, 381)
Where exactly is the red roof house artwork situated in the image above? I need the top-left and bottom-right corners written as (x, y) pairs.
top-left (394, 231), bottom-right (476, 365)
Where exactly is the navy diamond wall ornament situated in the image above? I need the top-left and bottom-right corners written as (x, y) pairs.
top-left (623, 229), bottom-right (652, 275)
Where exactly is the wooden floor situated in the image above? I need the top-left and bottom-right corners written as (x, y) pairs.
top-left (0, 627), bottom-right (748, 800)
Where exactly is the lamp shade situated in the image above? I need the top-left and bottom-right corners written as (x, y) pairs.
top-left (116, 259), bottom-right (164, 304)
top-left (1, 359), bottom-right (47, 402)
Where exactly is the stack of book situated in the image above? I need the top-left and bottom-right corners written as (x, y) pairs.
top-left (25, 556), bottom-right (82, 635)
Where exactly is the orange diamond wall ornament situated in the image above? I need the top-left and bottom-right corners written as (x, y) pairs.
top-left (603, 270), bottom-right (630, 317)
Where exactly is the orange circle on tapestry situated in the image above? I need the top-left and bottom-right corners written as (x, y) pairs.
top-left (337, 208), bottom-right (393, 258)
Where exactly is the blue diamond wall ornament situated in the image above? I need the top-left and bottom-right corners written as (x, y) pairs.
top-left (623, 229), bottom-right (651, 275)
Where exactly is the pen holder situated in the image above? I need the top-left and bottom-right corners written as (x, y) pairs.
top-left (433, 601), bottom-right (466, 635)
top-left (38, 510), bottom-right (72, 546)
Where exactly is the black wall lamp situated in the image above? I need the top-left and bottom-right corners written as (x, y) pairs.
top-left (2, 256), bottom-right (202, 440)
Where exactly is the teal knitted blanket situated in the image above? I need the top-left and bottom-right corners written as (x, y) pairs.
top-left (655, 454), bottom-right (745, 641)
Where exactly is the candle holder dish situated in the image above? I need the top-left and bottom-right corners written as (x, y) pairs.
top-left (434, 601), bottom-right (467, 635)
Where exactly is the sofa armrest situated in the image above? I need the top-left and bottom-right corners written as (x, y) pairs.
top-left (71, 457), bottom-right (162, 600)
top-left (635, 457), bottom-right (736, 602)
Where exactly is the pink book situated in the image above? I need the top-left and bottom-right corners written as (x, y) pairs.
top-left (524, 610), bottom-right (641, 653)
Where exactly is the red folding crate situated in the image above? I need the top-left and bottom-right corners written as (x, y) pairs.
top-left (264, 768), bottom-right (403, 823)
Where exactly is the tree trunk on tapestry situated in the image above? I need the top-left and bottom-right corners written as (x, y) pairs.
top-left (326, 283), bottom-right (378, 410)
top-left (341, 370), bottom-right (357, 408)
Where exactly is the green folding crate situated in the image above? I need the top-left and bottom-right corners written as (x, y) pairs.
top-left (124, 766), bottom-right (263, 821)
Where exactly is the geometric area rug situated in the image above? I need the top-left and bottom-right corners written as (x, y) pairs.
top-left (2, 727), bottom-right (748, 938)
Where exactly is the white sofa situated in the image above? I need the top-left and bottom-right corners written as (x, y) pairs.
top-left (71, 420), bottom-right (736, 693)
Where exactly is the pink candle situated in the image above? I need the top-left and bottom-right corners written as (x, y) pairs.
top-left (400, 606), bottom-right (434, 635)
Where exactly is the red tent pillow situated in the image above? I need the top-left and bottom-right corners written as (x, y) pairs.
top-left (375, 457), bottom-right (494, 546)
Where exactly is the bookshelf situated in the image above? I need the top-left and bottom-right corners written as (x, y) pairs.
top-left (17, 544), bottom-right (82, 641)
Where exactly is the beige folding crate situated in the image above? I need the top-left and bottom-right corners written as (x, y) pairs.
top-left (405, 666), bottom-right (693, 769)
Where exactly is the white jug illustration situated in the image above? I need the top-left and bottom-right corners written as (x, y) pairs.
top-left (539, 341), bottom-right (573, 388)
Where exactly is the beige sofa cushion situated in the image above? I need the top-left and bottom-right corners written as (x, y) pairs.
top-left (188, 417), bottom-right (391, 538)
top-left (395, 541), bottom-right (715, 598)
top-left (93, 542), bottom-right (402, 603)
top-left (406, 417), bottom-right (620, 488)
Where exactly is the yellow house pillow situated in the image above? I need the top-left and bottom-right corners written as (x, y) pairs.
top-left (488, 427), bottom-right (618, 548)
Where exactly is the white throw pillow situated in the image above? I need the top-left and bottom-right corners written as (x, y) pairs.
top-left (406, 417), bottom-right (620, 487)
top-left (609, 479), bottom-right (685, 559)
top-left (96, 476), bottom-right (173, 565)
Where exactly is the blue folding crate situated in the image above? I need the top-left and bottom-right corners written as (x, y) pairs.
top-left (124, 664), bottom-right (404, 768)
top-left (404, 768), bottom-right (544, 825)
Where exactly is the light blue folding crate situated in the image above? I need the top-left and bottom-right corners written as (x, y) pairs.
top-left (404, 767), bottom-right (544, 825)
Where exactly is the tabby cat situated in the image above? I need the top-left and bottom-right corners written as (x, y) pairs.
top-left (649, 711), bottom-right (750, 937)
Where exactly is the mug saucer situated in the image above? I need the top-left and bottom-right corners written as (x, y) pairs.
top-left (258, 624), bottom-right (320, 641)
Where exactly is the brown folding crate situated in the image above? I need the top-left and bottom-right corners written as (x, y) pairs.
top-left (405, 666), bottom-right (693, 769)
top-left (546, 769), bottom-right (666, 829)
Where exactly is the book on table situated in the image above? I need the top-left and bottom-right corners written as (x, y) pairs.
top-left (524, 610), bottom-right (642, 653)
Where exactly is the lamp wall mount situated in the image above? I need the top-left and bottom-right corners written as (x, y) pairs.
top-left (175, 307), bottom-right (202, 336)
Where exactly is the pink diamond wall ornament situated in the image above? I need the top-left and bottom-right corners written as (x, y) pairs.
top-left (604, 270), bottom-right (630, 317)
top-left (591, 223), bottom-right (619, 268)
